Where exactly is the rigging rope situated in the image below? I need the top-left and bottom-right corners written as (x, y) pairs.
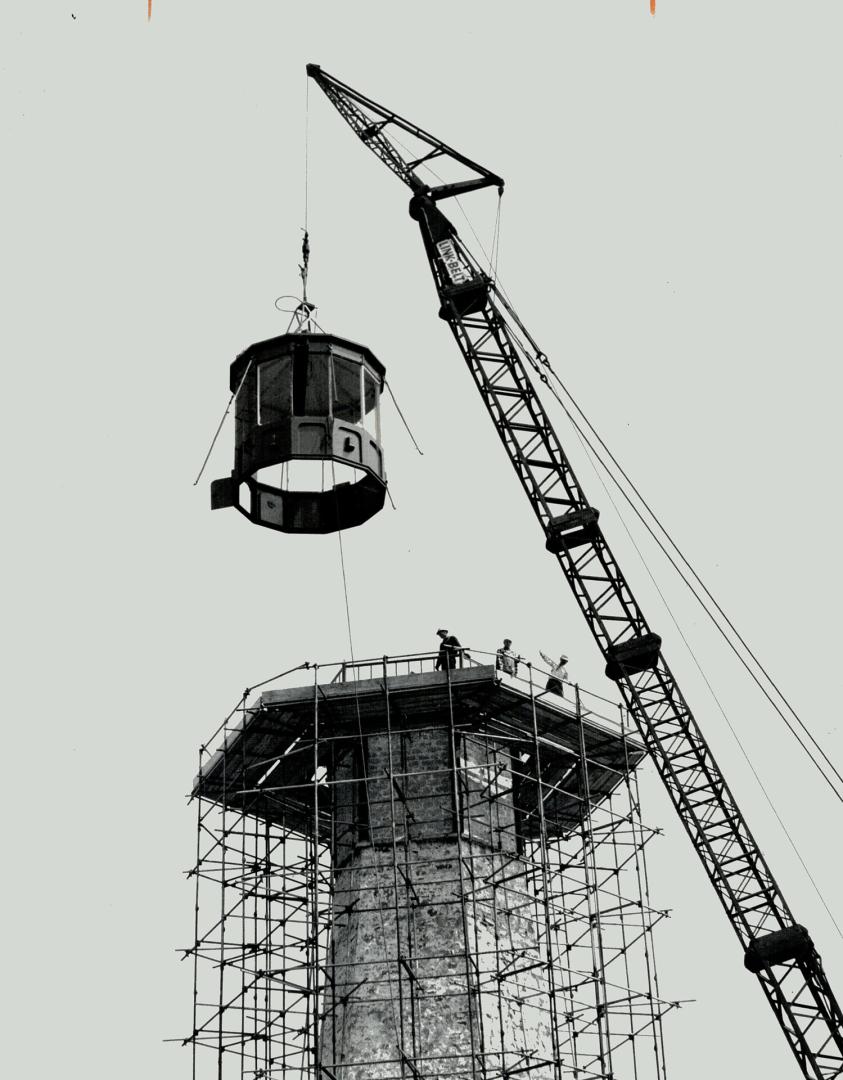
top-left (536, 366), bottom-right (843, 806)
top-left (191, 356), bottom-right (255, 486)
top-left (491, 191), bottom-right (502, 283)
top-left (388, 129), bottom-right (503, 285)
top-left (539, 359), bottom-right (843, 796)
top-left (468, 242), bottom-right (843, 804)
top-left (571, 419), bottom-right (843, 942)
top-left (465, 272), bottom-right (843, 807)
top-left (384, 380), bottom-right (424, 455)
top-left (479, 263), bottom-right (843, 801)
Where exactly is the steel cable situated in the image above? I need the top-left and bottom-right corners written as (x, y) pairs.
top-left (571, 417), bottom-right (843, 941)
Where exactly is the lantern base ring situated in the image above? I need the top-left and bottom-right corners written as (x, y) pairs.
top-left (212, 467), bottom-right (386, 534)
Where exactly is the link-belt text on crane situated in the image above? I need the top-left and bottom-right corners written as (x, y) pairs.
top-left (436, 239), bottom-right (471, 285)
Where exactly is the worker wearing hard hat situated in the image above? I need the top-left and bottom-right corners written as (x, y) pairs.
top-left (435, 628), bottom-right (464, 671)
top-left (540, 651), bottom-right (569, 697)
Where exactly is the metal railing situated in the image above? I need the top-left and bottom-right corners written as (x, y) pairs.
top-left (329, 648), bottom-right (480, 684)
top-left (200, 647), bottom-right (635, 754)
top-left (323, 648), bottom-right (630, 739)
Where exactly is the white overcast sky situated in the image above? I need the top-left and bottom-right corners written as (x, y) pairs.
top-left (3, 2), bottom-right (842, 1079)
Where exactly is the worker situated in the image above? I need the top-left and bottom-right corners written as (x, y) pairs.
top-left (435, 628), bottom-right (464, 671)
top-left (540, 650), bottom-right (569, 697)
top-left (496, 638), bottom-right (518, 676)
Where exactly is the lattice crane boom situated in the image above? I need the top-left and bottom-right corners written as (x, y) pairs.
top-left (307, 63), bottom-right (843, 1079)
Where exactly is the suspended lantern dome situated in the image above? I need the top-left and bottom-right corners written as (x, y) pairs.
top-left (211, 330), bottom-right (387, 534)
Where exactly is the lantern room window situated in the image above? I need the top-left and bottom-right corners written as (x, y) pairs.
top-left (363, 366), bottom-right (381, 442)
top-left (256, 342), bottom-right (381, 435)
top-left (292, 349), bottom-right (330, 417)
top-left (332, 355), bottom-right (362, 424)
top-left (257, 356), bottom-right (291, 425)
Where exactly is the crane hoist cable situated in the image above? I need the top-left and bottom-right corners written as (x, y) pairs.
top-left (329, 458), bottom-right (408, 1065)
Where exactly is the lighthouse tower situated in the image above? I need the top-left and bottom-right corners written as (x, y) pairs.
top-left (186, 655), bottom-right (670, 1080)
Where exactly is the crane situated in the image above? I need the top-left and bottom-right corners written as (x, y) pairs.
top-left (305, 63), bottom-right (843, 1079)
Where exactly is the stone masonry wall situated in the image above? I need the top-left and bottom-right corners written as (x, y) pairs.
top-left (320, 724), bottom-right (555, 1079)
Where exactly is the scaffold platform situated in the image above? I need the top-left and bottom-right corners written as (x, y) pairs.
top-left (183, 650), bottom-right (673, 1080)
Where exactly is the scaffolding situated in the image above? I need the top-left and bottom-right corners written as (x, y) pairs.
top-left (183, 651), bottom-right (676, 1080)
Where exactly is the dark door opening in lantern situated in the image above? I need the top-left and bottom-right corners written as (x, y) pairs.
top-left (211, 332), bottom-right (387, 534)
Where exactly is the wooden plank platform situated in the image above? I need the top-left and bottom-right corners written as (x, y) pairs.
top-left (193, 665), bottom-right (645, 836)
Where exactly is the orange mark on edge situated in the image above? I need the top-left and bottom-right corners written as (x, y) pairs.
top-left (651, 0), bottom-right (656, 13)
top-left (148, 0), bottom-right (152, 19)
